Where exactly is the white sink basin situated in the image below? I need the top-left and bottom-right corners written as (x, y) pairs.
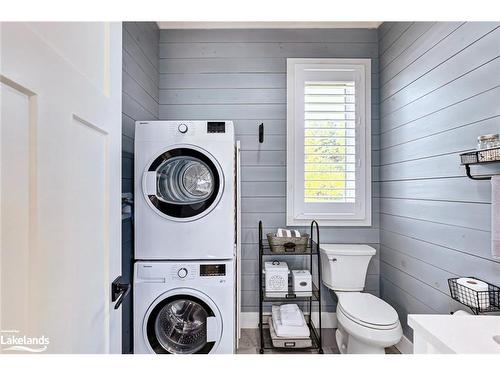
top-left (408, 314), bottom-right (500, 354)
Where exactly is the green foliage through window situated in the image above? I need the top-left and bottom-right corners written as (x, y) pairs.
top-left (304, 81), bottom-right (356, 203)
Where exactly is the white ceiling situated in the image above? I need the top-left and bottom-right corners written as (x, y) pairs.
top-left (157, 22), bottom-right (382, 29)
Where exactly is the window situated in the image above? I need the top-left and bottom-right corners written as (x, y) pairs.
top-left (286, 59), bottom-right (371, 226)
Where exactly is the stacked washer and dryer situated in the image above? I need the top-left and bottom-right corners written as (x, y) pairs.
top-left (133, 121), bottom-right (236, 354)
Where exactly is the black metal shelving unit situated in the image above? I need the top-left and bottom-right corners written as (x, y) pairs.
top-left (258, 220), bottom-right (323, 354)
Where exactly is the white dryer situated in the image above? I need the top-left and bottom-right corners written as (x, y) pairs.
top-left (134, 121), bottom-right (235, 260)
top-left (133, 260), bottom-right (235, 354)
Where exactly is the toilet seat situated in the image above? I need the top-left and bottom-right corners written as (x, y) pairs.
top-left (337, 292), bottom-right (399, 330)
top-left (336, 307), bottom-right (403, 353)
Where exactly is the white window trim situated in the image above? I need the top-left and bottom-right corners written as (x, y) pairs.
top-left (286, 58), bottom-right (372, 227)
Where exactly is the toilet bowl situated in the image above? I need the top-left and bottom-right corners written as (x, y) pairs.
top-left (320, 244), bottom-right (403, 354)
top-left (335, 292), bottom-right (402, 354)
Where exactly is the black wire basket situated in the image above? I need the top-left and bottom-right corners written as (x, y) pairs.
top-left (460, 147), bottom-right (500, 164)
top-left (448, 277), bottom-right (500, 314)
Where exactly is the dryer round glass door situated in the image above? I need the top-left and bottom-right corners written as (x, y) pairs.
top-left (145, 294), bottom-right (221, 354)
top-left (143, 147), bottom-right (224, 221)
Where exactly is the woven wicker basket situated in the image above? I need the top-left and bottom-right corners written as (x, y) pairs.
top-left (266, 233), bottom-right (310, 253)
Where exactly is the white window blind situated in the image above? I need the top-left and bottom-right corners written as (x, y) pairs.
top-left (304, 81), bottom-right (356, 203)
top-left (287, 59), bottom-right (371, 226)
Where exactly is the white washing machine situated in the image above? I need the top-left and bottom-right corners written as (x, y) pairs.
top-left (134, 121), bottom-right (235, 260)
top-left (133, 260), bottom-right (235, 354)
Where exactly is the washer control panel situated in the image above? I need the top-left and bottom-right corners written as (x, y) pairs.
top-left (136, 262), bottom-right (232, 284)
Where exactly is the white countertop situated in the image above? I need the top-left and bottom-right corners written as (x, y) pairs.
top-left (408, 314), bottom-right (500, 354)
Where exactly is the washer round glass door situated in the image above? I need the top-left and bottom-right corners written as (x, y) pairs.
top-left (145, 293), bottom-right (221, 354)
top-left (143, 146), bottom-right (224, 221)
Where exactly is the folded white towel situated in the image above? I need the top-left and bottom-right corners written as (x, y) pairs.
top-left (280, 304), bottom-right (304, 326)
top-left (280, 303), bottom-right (299, 312)
top-left (492, 175), bottom-right (500, 259)
top-left (271, 306), bottom-right (309, 338)
top-left (277, 228), bottom-right (301, 237)
top-left (280, 313), bottom-right (303, 327)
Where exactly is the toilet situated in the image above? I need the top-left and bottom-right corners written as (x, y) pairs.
top-left (320, 244), bottom-right (402, 354)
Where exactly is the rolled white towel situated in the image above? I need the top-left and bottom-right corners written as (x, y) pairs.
top-left (276, 228), bottom-right (301, 237)
top-left (276, 228), bottom-right (289, 237)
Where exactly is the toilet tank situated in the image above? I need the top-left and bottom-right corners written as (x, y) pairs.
top-left (320, 244), bottom-right (376, 291)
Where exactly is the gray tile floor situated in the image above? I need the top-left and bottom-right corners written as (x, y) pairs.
top-left (237, 329), bottom-right (400, 354)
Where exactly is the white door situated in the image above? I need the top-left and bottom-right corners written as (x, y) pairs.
top-left (0, 22), bottom-right (122, 353)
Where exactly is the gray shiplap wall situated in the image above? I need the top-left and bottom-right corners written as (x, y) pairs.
top-left (122, 21), bottom-right (159, 353)
top-left (378, 22), bottom-right (500, 341)
top-left (158, 29), bottom-right (382, 312)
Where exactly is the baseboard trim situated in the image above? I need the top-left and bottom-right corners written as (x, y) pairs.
top-left (395, 335), bottom-right (413, 354)
top-left (241, 313), bottom-right (413, 353)
top-left (240, 312), bottom-right (338, 329)
top-left (241, 313), bottom-right (413, 354)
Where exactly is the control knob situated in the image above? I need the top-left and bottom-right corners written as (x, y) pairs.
top-left (178, 123), bottom-right (188, 133)
top-left (177, 267), bottom-right (188, 278)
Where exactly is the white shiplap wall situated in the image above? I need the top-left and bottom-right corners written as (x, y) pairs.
top-left (378, 22), bottom-right (500, 340)
top-left (158, 28), bottom-right (382, 312)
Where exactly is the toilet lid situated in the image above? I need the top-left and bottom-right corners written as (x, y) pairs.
top-left (337, 293), bottom-right (398, 327)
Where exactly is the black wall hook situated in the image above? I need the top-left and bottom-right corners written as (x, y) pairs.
top-left (259, 123), bottom-right (264, 143)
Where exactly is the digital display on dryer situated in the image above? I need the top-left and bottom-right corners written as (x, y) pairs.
top-left (207, 122), bottom-right (225, 133)
top-left (200, 264), bottom-right (226, 276)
